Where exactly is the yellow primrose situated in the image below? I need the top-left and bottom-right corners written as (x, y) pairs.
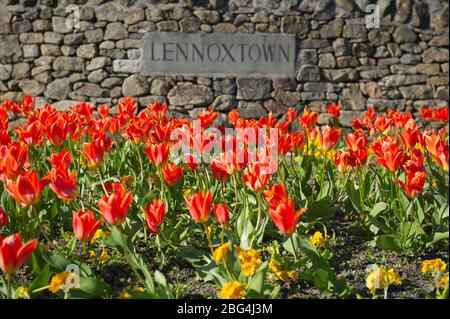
top-left (49, 272), bottom-right (70, 294)
top-left (436, 274), bottom-right (449, 289)
top-left (213, 241), bottom-right (230, 264)
top-left (422, 259), bottom-right (447, 275)
top-left (310, 231), bottom-right (327, 247)
top-left (236, 246), bottom-right (262, 277)
top-left (100, 250), bottom-right (110, 263)
top-left (220, 281), bottom-right (245, 299)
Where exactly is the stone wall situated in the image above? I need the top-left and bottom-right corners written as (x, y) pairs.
top-left (0, 0), bottom-right (448, 126)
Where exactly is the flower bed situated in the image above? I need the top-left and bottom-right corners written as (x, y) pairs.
top-left (0, 97), bottom-right (448, 299)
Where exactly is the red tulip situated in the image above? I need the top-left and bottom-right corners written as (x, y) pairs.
top-left (243, 163), bottom-right (271, 192)
top-left (334, 151), bottom-right (357, 173)
top-left (5, 170), bottom-right (48, 207)
top-left (184, 191), bottom-right (212, 224)
top-left (213, 204), bottom-right (229, 225)
top-left (211, 156), bottom-right (230, 182)
top-left (145, 143), bottom-right (170, 167)
top-left (44, 115), bottom-right (69, 147)
top-left (162, 162), bottom-right (183, 186)
top-left (0, 142), bottom-right (29, 181)
top-left (197, 109), bottom-right (219, 128)
top-left (184, 154), bottom-right (198, 171)
top-left (432, 107), bottom-right (449, 124)
top-left (299, 109), bottom-right (319, 129)
top-left (98, 185), bottom-right (132, 226)
top-left (0, 233), bottom-right (38, 274)
top-left (395, 171), bottom-right (427, 198)
top-left (420, 108), bottom-right (433, 122)
top-left (263, 183), bottom-right (287, 209)
top-left (0, 207), bottom-right (8, 228)
top-left (81, 140), bottom-right (105, 168)
top-left (47, 148), bottom-right (71, 171)
top-left (372, 136), bottom-right (405, 172)
top-left (319, 125), bottom-right (341, 150)
top-left (144, 199), bottom-right (166, 233)
top-left (327, 104), bottom-right (341, 118)
top-left (424, 131), bottom-right (449, 172)
top-left (98, 105), bottom-right (110, 119)
top-left (269, 198), bottom-right (307, 236)
top-left (48, 168), bottom-right (78, 201)
top-left (72, 210), bottom-right (103, 242)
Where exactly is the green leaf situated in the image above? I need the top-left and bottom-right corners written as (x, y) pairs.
top-left (375, 235), bottom-right (400, 251)
top-left (28, 264), bottom-right (51, 297)
top-left (154, 270), bottom-right (167, 287)
top-left (346, 183), bottom-right (362, 214)
top-left (78, 277), bottom-right (112, 298)
top-left (302, 196), bottom-right (337, 222)
top-left (313, 268), bottom-right (329, 291)
top-left (369, 202), bottom-right (388, 218)
top-left (426, 231), bottom-right (449, 247)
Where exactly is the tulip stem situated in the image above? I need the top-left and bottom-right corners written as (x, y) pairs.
top-left (6, 273), bottom-right (12, 299)
top-left (203, 224), bottom-right (215, 257)
top-left (221, 224), bottom-right (225, 246)
top-left (97, 167), bottom-right (109, 196)
top-left (290, 235), bottom-right (299, 262)
top-left (255, 191), bottom-right (262, 231)
top-left (159, 231), bottom-right (178, 250)
top-left (117, 227), bottom-right (146, 287)
top-left (32, 206), bottom-right (67, 258)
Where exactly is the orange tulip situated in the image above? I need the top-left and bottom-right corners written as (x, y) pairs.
top-left (420, 108), bottom-right (433, 122)
top-left (395, 171), bottom-right (427, 198)
top-left (213, 204), bottom-right (229, 225)
top-left (334, 151), bottom-right (357, 173)
top-left (145, 142), bottom-right (170, 167)
top-left (242, 163), bottom-right (271, 192)
top-left (44, 115), bottom-right (69, 147)
top-left (424, 131), bottom-right (449, 172)
top-left (263, 183), bottom-right (287, 209)
top-left (72, 210), bottom-right (103, 242)
top-left (299, 109), bottom-right (319, 129)
top-left (98, 185), bottom-right (132, 226)
top-left (5, 170), bottom-right (48, 207)
top-left (48, 168), bottom-right (78, 201)
top-left (0, 207), bottom-right (8, 228)
top-left (47, 148), bottom-right (71, 171)
top-left (98, 105), bottom-right (110, 119)
top-left (269, 198), bottom-right (307, 236)
top-left (372, 136), bottom-right (405, 172)
top-left (319, 125), bottom-right (341, 150)
top-left (81, 140), bottom-right (105, 168)
top-left (184, 191), bottom-right (212, 224)
top-left (327, 104), bottom-right (341, 118)
top-left (0, 233), bottom-right (38, 274)
top-left (162, 162), bottom-right (183, 186)
top-left (144, 199), bottom-right (166, 234)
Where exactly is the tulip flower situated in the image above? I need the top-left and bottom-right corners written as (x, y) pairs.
top-left (213, 204), bottom-right (229, 225)
top-left (327, 104), bottom-right (341, 118)
top-left (98, 105), bottom-right (110, 119)
top-left (184, 191), bottom-right (212, 224)
top-left (395, 171), bottom-right (427, 198)
top-left (269, 198), bottom-right (307, 236)
top-left (72, 210), bottom-right (103, 242)
top-left (242, 163), bottom-right (271, 192)
top-left (162, 162), bottom-right (183, 186)
top-left (0, 207), bottom-right (8, 228)
top-left (299, 109), bottom-right (319, 129)
top-left (319, 125), bottom-right (341, 150)
top-left (420, 108), bottom-right (433, 122)
top-left (48, 168), bottom-right (78, 201)
top-left (145, 142), bottom-right (170, 167)
top-left (334, 151), bottom-right (357, 173)
top-left (0, 233), bottom-right (38, 274)
top-left (211, 157), bottom-right (230, 182)
top-left (144, 199), bottom-right (166, 234)
top-left (47, 148), bottom-right (72, 171)
top-left (81, 140), bottom-right (105, 168)
top-left (44, 116), bottom-right (69, 147)
top-left (423, 132), bottom-right (449, 172)
top-left (372, 136), bottom-right (405, 173)
top-left (98, 185), bottom-right (132, 226)
top-left (263, 183), bottom-right (287, 209)
top-left (197, 109), bottom-right (219, 128)
top-left (0, 142), bottom-right (29, 181)
top-left (5, 170), bottom-right (48, 207)
top-left (432, 107), bottom-right (449, 124)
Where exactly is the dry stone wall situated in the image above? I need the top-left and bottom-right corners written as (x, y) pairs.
top-left (0, 0), bottom-right (448, 126)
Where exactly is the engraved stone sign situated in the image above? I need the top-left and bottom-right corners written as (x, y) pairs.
top-left (142, 32), bottom-right (297, 76)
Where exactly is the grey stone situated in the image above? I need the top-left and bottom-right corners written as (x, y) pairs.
top-left (193, 10), bottom-right (220, 24)
top-left (40, 44), bottom-right (60, 56)
top-left (368, 30), bottom-right (391, 46)
top-left (12, 63), bottom-right (30, 79)
top-left (296, 65), bottom-right (321, 82)
top-left (400, 53), bottom-right (421, 64)
top-left (23, 44), bottom-right (39, 58)
top-left (395, 0), bottom-right (412, 23)
top-left (180, 17), bottom-right (201, 33)
top-left (298, 49), bottom-right (318, 65)
top-left (74, 83), bottom-right (107, 97)
top-left (19, 79), bottom-right (44, 96)
top-left (211, 94), bottom-right (237, 111)
top-left (85, 29), bottom-right (104, 43)
top-left (281, 16), bottom-right (309, 36)
top-left (422, 47), bottom-right (449, 63)
top-left (319, 18), bottom-right (344, 39)
top-left (112, 59), bottom-right (141, 73)
top-left (323, 68), bottom-right (358, 82)
top-left (318, 53), bottom-right (336, 68)
top-left (427, 76), bottom-right (449, 87)
top-left (12, 20), bottom-right (32, 34)
top-left (237, 101), bottom-right (267, 118)
top-left (343, 25), bottom-right (367, 39)
top-left (19, 32), bottom-right (43, 44)
top-left (139, 96), bottom-right (167, 107)
top-left (368, 99), bottom-right (406, 112)
top-left (52, 16), bottom-right (72, 34)
top-left (168, 82), bottom-right (213, 106)
top-left (399, 85), bottom-right (432, 99)
top-left (33, 19), bottom-right (51, 32)
top-left (0, 64), bottom-right (12, 81)
top-left (235, 78), bottom-right (271, 100)
top-left (86, 57), bottom-right (110, 71)
top-left (264, 99), bottom-right (286, 117)
top-left (76, 44), bottom-right (98, 59)
top-left (301, 92), bottom-right (326, 101)
top-left (416, 63), bottom-right (441, 76)
top-left (400, 43), bottom-right (422, 54)
top-left (393, 26), bottom-right (418, 44)
top-left (273, 77), bottom-right (296, 91)
top-left (124, 8), bottom-right (145, 25)
top-left (44, 32), bottom-right (62, 44)
top-left (96, 3), bottom-right (123, 22)
top-left (213, 78), bottom-right (236, 95)
top-left (122, 75), bottom-right (149, 97)
top-left (45, 78), bottom-right (71, 100)
top-left (150, 79), bottom-right (171, 96)
top-left (299, 39), bottom-right (330, 49)
top-left (53, 57), bottom-right (84, 72)
top-left (336, 56), bottom-right (359, 67)
top-left (303, 82), bottom-right (335, 92)
top-left (213, 23), bottom-right (237, 33)
top-left (88, 69), bottom-right (107, 83)
top-left (64, 34), bottom-right (84, 45)
top-left (157, 21), bottom-right (179, 32)
top-left (332, 38), bottom-right (351, 56)
top-left (429, 35), bottom-right (449, 47)
top-left (101, 77), bottom-right (122, 89)
top-left (274, 90), bottom-right (300, 107)
top-left (105, 22), bottom-right (128, 40)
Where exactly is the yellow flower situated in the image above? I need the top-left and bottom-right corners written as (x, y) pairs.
top-left (236, 247), bottom-right (262, 277)
top-left (213, 241), bottom-right (230, 264)
top-left (89, 250), bottom-right (96, 258)
top-left (121, 175), bottom-right (134, 185)
top-left (366, 267), bottom-right (401, 293)
top-left (65, 231), bottom-right (73, 240)
top-left (310, 231), bottom-right (326, 247)
top-left (422, 259), bottom-right (447, 275)
top-left (220, 281), bottom-right (245, 299)
top-left (90, 229), bottom-right (110, 243)
top-left (49, 272), bottom-right (70, 293)
top-left (16, 287), bottom-right (29, 298)
top-left (135, 286), bottom-right (145, 293)
top-left (77, 156), bottom-right (87, 169)
top-left (119, 290), bottom-right (132, 299)
top-left (100, 250), bottom-right (110, 263)
top-left (288, 270), bottom-right (299, 281)
top-left (436, 274), bottom-right (449, 289)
